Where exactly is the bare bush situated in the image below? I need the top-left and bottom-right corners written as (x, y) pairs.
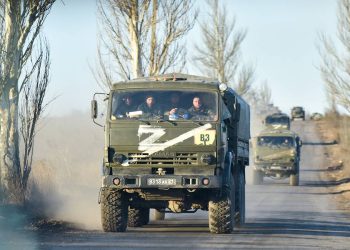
top-left (319, 0), bottom-right (350, 113)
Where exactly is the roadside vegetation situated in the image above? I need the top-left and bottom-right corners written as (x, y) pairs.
top-left (314, 113), bottom-right (350, 209)
top-left (318, 0), bottom-right (350, 208)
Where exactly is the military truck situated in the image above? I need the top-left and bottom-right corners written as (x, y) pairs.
top-left (291, 106), bottom-right (305, 121)
top-left (263, 112), bottom-right (290, 130)
top-left (252, 129), bottom-right (301, 186)
top-left (91, 74), bottom-right (250, 234)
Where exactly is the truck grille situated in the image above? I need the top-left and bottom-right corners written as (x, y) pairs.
top-left (127, 152), bottom-right (198, 165)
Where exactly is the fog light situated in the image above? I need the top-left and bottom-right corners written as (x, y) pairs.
top-left (113, 153), bottom-right (126, 164)
top-left (202, 178), bottom-right (210, 185)
top-left (113, 177), bottom-right (121, 186)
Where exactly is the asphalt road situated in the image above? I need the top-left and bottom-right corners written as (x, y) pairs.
top-left (2, 120), bottom-right (350, 250)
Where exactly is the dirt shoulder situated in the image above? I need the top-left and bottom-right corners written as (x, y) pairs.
top-left (315, 119), bottom-right (350, 210)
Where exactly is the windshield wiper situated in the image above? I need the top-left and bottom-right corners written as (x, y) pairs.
top-left (139, 119), bottom-right (151, 125)
top-left (157, 119), bottom-right (177, 126)
top-left (189, 120), bottom-right (203, 126)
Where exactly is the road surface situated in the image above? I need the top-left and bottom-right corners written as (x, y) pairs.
top-left (1, 120), bottom-right (350, 250)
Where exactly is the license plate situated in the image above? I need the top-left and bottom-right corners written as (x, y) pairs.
top-left (147, 178), bottom-right (177, 186)
top-left (270, 166), bottom-right (282, 170)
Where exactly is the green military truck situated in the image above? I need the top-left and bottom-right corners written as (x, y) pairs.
top-left (291, 106), bottom-right (305, 121)
top-left (263, 112), bottom-right (290, 130)
top-left (91, 74), bottom-right (250, 234)
top-left (252, 129), bottom-right (301, 186)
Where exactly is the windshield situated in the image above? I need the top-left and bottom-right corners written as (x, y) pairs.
top-left (111, 90), bottom-right (218, 121)
top-left (265, 116), bottom-right (289, 125)
top-left (257, 136), bottom-right (294, 147)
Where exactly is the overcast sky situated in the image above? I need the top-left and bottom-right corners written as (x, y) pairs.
top-left (42, 0), bottom-right (338, 116)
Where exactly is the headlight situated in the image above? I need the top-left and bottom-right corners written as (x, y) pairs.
top-left (113, 153), bottom-right (127, 164)
top-left (201, 154), bottom-right (215, 165)
top-left (219, 83), bottom-right (228, 92)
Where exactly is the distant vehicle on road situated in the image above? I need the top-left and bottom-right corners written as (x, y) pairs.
top-left (310, 112), bottom-right (323, 121)
top-left (252, 129), bottom-right (302, 186)
top-left (263, 112), bottom-right (290, 130)
top-left (291, 106), bottom-right (305, 121)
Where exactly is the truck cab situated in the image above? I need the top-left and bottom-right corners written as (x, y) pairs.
top-left (264, 112), bottom-right (290, 130)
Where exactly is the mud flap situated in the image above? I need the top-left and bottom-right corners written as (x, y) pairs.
top-left (222, 151), bottom-right (233, 194)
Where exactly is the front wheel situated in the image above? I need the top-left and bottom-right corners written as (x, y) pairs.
top-left (100, 188), bottom-right (128, 232)
top-left (290, 163), bottom-right (300, 186)
top-left (252, 169), bottom-right (264, 185)
top-left (208, 175), bottom-right (235, 234)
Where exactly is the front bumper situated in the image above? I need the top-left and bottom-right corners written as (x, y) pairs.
top-left (102, 174), bottom-right (222, 189)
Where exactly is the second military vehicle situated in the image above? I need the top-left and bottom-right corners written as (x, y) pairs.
top-left (291, 106), bottom-right (305, 121)
top-left (91, 74), bottom-right (250, 234)
top-left (252, 129), bottom-right (301, 186)
top-left (263, 112), bottom-right (290, 130)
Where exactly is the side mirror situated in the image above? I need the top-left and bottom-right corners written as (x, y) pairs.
top-left (91, 100), bottom-right (98, 119)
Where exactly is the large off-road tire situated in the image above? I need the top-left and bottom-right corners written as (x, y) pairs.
top-left (100, 188), bottom-right (128, 232)
top-left (153, 210), bottom-right (165, 221)
top-left (208, 176), bottom-right (235, 234)
top-left (290, 163), bottom-right (300, 186)
top-left (128, 207), bottom-right (150, 227)
top-left (252, 170), bottom-right (263, 185)
top-left (235, 170), bottom-right (246, 227)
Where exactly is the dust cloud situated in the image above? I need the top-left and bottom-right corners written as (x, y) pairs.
top-left (28, 111), bottom-right (104, 230)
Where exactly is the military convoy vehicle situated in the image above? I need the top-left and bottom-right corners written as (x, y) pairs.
top-left (291, 106), bottom-right (305, 121)
top-left (263, 112), bottom-right (290, 130)
top-left (91, 74), bottom-right (250, 234)
top-left (252, 129), bottom-right (301, 186)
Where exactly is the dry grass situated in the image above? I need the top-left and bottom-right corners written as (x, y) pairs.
top-left (316, 114), bottom-right (350, 209)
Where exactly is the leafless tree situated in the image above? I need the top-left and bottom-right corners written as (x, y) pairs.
top-left (19, 41), bottom-right (51, 194)
top-left (245, 80), bottom-right (272, 108)
top-left (319, 0), bottom-right (350, 113)
top-left (258, 81), bottom-right (272, 106)
top-left (193, 0), bottom-right (254, 96)
top-left (96, 0), bottom-right (197, 89)
top-left (0, 0), bottom-right (55, 205)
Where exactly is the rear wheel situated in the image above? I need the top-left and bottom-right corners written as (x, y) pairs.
top-left (128, 207), bottom-right (150, 227)
top-left (101, 188), bottom-right (128, 232)
top-left (208, 175), bottom-right (235, 234)
top-left (252, 169), bottom-right (263, 185)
